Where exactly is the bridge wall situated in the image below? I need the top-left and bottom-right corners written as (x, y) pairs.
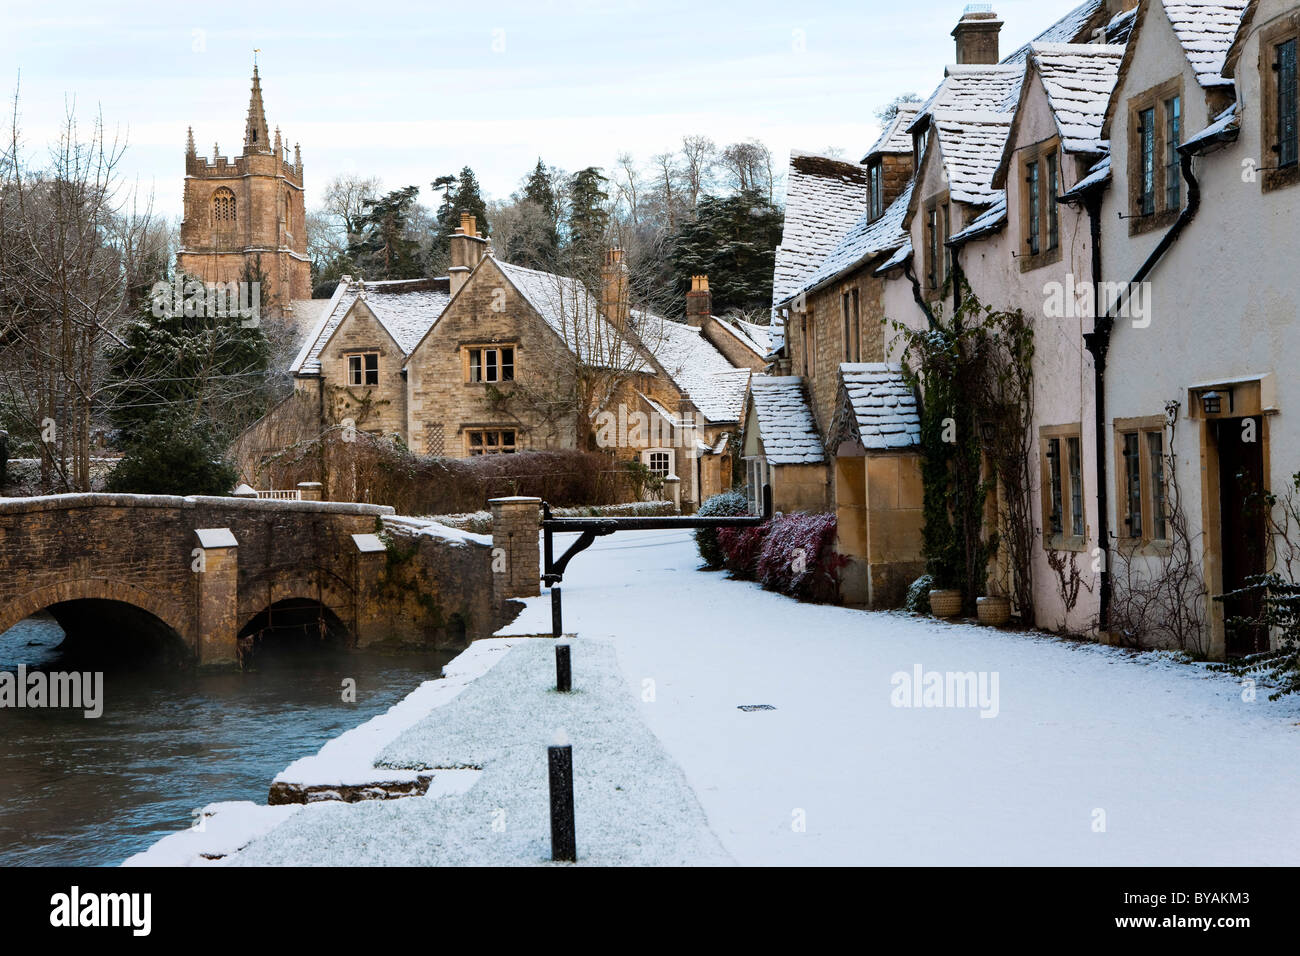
top-left (0, 494), bottom-right (499, 666)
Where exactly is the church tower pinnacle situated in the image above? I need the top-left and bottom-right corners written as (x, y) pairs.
top-left (244, 64), bottom-right (271, 155)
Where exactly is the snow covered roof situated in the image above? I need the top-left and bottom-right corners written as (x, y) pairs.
top-left (875, 238), bottom-right (913, 275)
top-left (839, 364), bottom-right (921, 450)
top-left (863, 107), bottom-right (919, 163)
top-left (948, 193), bottom-right (1008, 246)
top-left (772, 152), bottom-right (871, 308)
top-left (1163, 0), bottom-right (1251, 87)
top-left (1002, 0), bottom-right (1107, 64)
top-left (292, 278), bottom-right (451, 375)
top-left (795, 183), bottom-right (914, 297)
top-left (1032, 43), bottom-right (1127, 153)
top-left (1062, 155), bottom-right (1113, 199)
top-left (639, 315), bottom-right (752, 424)
top-left (908, 65), bottom-right (1024, 134)
top-left (748, 377), bottom-right (825, 465)
top-left (710, 315), bottom-right (772, 360)
top-left (932, 111), bottom-right (1014, 205)
top-left (1181, 101), bottom-right (1240, 152)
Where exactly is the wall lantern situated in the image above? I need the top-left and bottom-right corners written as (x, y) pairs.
top-left (1201, 391), bottom-right (1223, 416)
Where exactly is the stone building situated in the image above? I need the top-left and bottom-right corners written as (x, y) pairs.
top-left (178, 66), bottom-right (312, 322)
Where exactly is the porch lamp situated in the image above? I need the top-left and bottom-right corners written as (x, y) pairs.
top-left (1200, 391), bottom-right (1223, 416)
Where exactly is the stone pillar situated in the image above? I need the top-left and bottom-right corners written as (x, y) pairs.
top-left (0, 429), bottom-right (7, 489)
top-left (193, 528), bottom-right (240, 667)
top-left (490, 496), bottom-right (541, 602)
top-left (297, 481), bottom-right (323, 501)
top-left (350, 532), bottom-right (388, 647)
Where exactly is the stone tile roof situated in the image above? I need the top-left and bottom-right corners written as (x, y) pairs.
top-left (1182, 100), bottom-right (1239, 151)
top-left (292, 278), bottom-right (451, 375)
top-left (772, 152), bottom-right (870, 308)
top-left (1163, 0), bottom-right (1251, 87)
top-left (909, 65), bottom-right (1025, 134)
top-left (876, 238), bottom-right (913, 275)
top-left (639, 315), bottom-right (753, 424)
top-left (933, 111), bottom-right (1014, 205)
top-left (863, 107), bottom-right (919, 162)
top-left (840, 363), bottom-right (921, 450)
top-left (796, 182), bottom-right (913, 296)
top-left (710, 315), bottom-right (772, 359)
top-left (948, 193), bottom-right (1008, 245)
top-left (1062, 155), bottom-right (1113, 199)
top-left (1032, 42), bottom-right (1127, 153)
top-left (748, 376), bottom-right (825, 465)
top-left (1003, 0), bottom-right (1107, 64)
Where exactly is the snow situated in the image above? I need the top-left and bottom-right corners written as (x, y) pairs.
top-left (1163, 0), bottom-right (1251, 88)
top-left (1182, 101), bottom-right (1240, 151)
top-left (488, 530), bottom-right (1300, 865)
top-left (1002, 0), bottom-right (1106, 65)
top-left (862, 107), bottom-right (918, 162)
top-left (637, 315), bottom-right (752, 423)
top-left (1032, 43), bottom-right (1127, 154)
top-left (949, 193), bottom-right (1008, 245)
top-left (382, 515), bottom-right (492, 548)
top-left (122, 802), bottom-right (308, 867)
top-left (293, 278), bottom-right (451, 375)
top-left (227, 637), bottom-right (732, 866)
top-left (772, 152), bottom-right (871, 308)
top-left (932, 111), bottom-right (1014, 205)
top-left (1064, 155), bottom-right (1112, 198)
top-left (746, 376), bottom-right (825, 465)
top-left (796, 183), bottom-right (913, 297)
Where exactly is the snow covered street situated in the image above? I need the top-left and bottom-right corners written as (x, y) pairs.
top-left (501, 530), bottom-right (1300, 866)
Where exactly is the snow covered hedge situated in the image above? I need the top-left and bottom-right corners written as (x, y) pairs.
top-left (718, 511), bottom-right (846, 604)
top-left (694, 489), bottom-right (751, 569)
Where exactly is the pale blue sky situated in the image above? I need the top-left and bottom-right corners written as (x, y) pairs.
top-left (1, 0), bottom-right (1086, 218)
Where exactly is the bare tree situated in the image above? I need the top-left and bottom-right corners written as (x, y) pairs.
top-left (679, 135), bottom-right (716, 211)
top-left (719, 139), bottom-right (775, 200)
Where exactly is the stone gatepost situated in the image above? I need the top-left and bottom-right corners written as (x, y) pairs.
top-left (489, 497), bottom-right (541, 602)
top-left (297, 481), bottom-right (323, 502)
top-left (193, 528), bottom-right (240, 667)
top-left (350, 532), bottom-right (388, 647)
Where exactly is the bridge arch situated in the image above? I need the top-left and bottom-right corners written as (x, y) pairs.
top-left (0, 579), bottom-right (190, 644)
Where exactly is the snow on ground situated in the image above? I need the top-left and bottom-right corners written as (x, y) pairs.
top-left (495, 530), bottom-right (1300, 866)
top-left (122, 802), bottom-right (309, 867)
top-left (226, 638), bottom-right (732, 866)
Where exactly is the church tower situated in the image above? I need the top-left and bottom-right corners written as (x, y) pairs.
top-left (178, 64), bottom-right (311, 317)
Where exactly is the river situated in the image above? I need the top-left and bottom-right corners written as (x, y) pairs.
top-left (0, 614), bottom-right (457, 866)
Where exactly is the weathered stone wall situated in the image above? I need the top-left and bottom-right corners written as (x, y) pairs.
top-left (794, 270), bottom-right (888, 434)
top-left (318, 301), bottom-right (409, 439)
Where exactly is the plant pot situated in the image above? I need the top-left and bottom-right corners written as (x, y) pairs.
top-left (929, 589), bottom-right (963, 619)
top-left (976, 596), bottom-right (1011, 627)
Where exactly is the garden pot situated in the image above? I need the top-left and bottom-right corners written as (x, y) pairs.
top-left (929, 589), bottom-right (963, 619)
top-left (976, 596), bottom-right (1011, 627)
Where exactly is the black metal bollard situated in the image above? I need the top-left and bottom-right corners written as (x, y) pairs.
top-left (551, 586), bottom-right (563, 638)
top-left (555, 643), bottom-right (571, 693)
top-left (548, 738), bottom-right (576, 862)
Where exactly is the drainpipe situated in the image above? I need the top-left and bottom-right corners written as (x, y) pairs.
top-left (1077, 148), bottom-right (1203, 633)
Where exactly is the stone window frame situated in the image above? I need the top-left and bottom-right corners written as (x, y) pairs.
top-left (463, 343), bottom-right (517, 384)
top-left (1114, 415), bottom-right (1172, 554)
top-left (1017, 136), bottom-right (1064, 273)
top-left (1259, 10), bottom-right (1300, 193)
top-left (923, 191), bottom-right (952, 298)
top-left (642, 447), bottom-right (675, 479)
top-left (744, 457), bottom-right (769, 514)
top-left (840, 286), bottom-right (861, 363)
top-left (1039, 423), bottom-right (1087, 552)
top-left (1125, 77), bottom-right (1185, 236)
top-left (344, 350), bottom-right (379, 387)
top-left (211, 187), bottom-right (236, 225)
top-left (464, 427), bottom-right (518, 456)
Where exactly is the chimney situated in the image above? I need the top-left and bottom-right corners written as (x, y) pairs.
top-left (601, 248), bottom-right (629, 331)
top-left (685, 275), bottom-right (712, 328)
top-left (952, 4), bottom-right (1002, 65)
top-left (449, 212), bottom-right (485, 297)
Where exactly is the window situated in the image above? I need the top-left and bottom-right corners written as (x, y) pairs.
top-left (466, 429), bottom-right (517, 455)
top-left (465, 346), bottom-right (515, 384)
top-left (1019, 139), bottom-right (1062, 270)
top-left (1127, 79), bottom-right (1184, 230)
top-left (1259, 15), bottom-right (1300, 191)
top-left (801, 309), bottom-right (815, 378)
top-left (841, 288), bottom-right (860, 362)
top-left (212, 187), bottom-right (236, 224)
top-left (1165, 95), bottom-right (1182, 210)
top-left (868, 161), bottom-right (884, 221)
top-left (1115, 417), bottom-right (1169, 546)
top-left (925, 197), bottom-right (951, 294)
top-left (346, 352), bottom-right (379, 387)
top-left (1279, 38), bottom-right (1298, 168)
top-left (1041, 425), bottom-right (1085, 548)
top-left (643, 448), bottom-right (674, 479)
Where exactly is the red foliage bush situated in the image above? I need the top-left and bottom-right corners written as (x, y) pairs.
top-left (718, 512), bottom-right (846, 604)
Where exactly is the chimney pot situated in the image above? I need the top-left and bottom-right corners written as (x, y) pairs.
top-left (952, 4), bottom-right (1002, 65)
top-left (686, 274), bottom-right (712, 328)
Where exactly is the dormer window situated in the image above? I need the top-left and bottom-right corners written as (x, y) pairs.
top-left (1020, 140), bottom-right (1061, 270)
top-left (1126, 79), bottom-right (1183, 232)
top-left (924, 195), bottom-right (951, 295)
top-left (868, 161), bottom-right (884, 221)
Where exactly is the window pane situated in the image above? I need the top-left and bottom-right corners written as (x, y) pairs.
top-left (1279, 39), bottom-right (1298, 167)
top-left (1048, 438), bottom-right (1063, 535)
top-left (1046, 153), bottom-right (1059, 251)
top-left (1166, 96), bottom-right (1181, 209)
top-left (348, 355), bottom-right (362, 385)
top-left (1027, 161), bottom-right (1040, 255)
top-left (1124, 432), bottom-right (1143, 537)
top-left (469, 431), bottom-right (483, 445)
top-left (1067, 437), bottom-right (1083, 537)
top-left (469, 349), bottom-right (481, 382)
top-left (1148, 431), bottom-right (1167, 540)
top-left (486, 349), bottom-right (498, 382)
top-left (501, 347), bottom-right (514, 381)
top-left (1140, 108), bottom-right (1156, 215)
top-left (365, 353), bottom-right (378, 385)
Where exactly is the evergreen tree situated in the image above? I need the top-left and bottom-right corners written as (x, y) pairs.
top-left (347, 185), bottom-right (424, 279)
top-left (670, 188), bottom-right (783, 314)
top-left (565, 166), bottom-right (609, 259)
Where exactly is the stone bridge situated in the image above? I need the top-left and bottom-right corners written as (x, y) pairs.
top-left (0, 493), bottom-right (528, 666)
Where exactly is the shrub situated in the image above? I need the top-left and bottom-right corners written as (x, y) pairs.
top-left (756, 512), bottom-right (846, 603)
top-left (905, 574), bottom-right (935, 614)
top-left (718, 523), bottom-right (768, 580)
top-left (107, 417), bottom-right (238, 496)
top-left (695, 488), bottom-right (751, 569)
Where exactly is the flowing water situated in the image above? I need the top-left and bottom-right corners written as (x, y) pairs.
top-left (0, 614), bottom-right (457, 866)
